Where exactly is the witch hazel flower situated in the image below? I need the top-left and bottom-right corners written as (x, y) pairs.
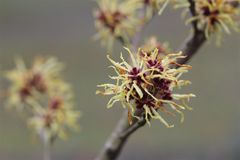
top-left (187, 0), bottom-right (240, 44)
top-left (5, 57), bottom-right (81, 143)
top-left (97, 47), bottom-right (195, 127)
top-left (93, 0), bottom-right (141, 50)
top-left (28, 92), bottom-right (80, 143)
top-left (5, 57), bottom-right (65, 109)
top-left (140, 36), bottom-right (170, 56)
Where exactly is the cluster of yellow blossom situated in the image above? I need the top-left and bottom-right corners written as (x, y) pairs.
top-left (93, 0), bottom-right (172, 50)
top-left (5, 57), bottom-right (80, 143)
top-left (93, 0), bottom-right (142, 50)
top-left (178, 0), bottom-right (240, 43)
top-left (97, 47), bottom-right (195, 127)
top-left (141, 36), bottom-right (170, 55)
top-left (94, 0), bottom-right (239, 49)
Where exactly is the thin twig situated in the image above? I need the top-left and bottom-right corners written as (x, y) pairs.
top-left (95, 1), bottom-right (206, 160)
top-left (177, 0), bottom-right (206, 64)
top-left (95, 111), bottom-right (128, 160)
top-left (43, 140), bottom-right (51, 160)
top-left (131, 7), bottom-right (154, 51)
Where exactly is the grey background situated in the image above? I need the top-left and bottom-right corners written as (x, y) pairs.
top-left (0, 1), bottom-right (240, 160)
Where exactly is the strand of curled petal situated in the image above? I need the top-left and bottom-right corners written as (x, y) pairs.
top-left (97, 47), bottom-right (195, 128)
top-left (93, 0), bottom-right (142, 50)
top-left (185, 0), bottom-right (240, 44)
top-left (142, 0), bottom-right (170, 18)
top-left (5, 57), bottom-right (81, 143)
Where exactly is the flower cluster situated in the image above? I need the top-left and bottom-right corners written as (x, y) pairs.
top-left (97, 47), bottom-right (195, 127)
top-left (94, 0), bottom-right (141, 50)
top-left (28, 93), bottom-right (80, 143)
top-left (141, 36), bottom-right (170, 56)
top-left (5, 57), bottom-right (80, 143)
top-left (187, 0), bottom-right (240, 43)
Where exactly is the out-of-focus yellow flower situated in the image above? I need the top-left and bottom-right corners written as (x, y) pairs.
top-left (97, 47), bottom-right (195, 127)
top-left (5, 57), bottom-right (81, 143)
top-left (187, 0), bottom-right (240, 44)
top-left (141, 36), bottom-right (170, 56)
top-left (93, 0), bottom-right (141, 50)
top-left (5, 57), bottom-right (65, 109)
top-left (28, 95), bottom-right (80, 143)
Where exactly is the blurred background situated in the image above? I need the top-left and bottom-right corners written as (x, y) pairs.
top-left (0, 0), bottom-right (240, 160)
